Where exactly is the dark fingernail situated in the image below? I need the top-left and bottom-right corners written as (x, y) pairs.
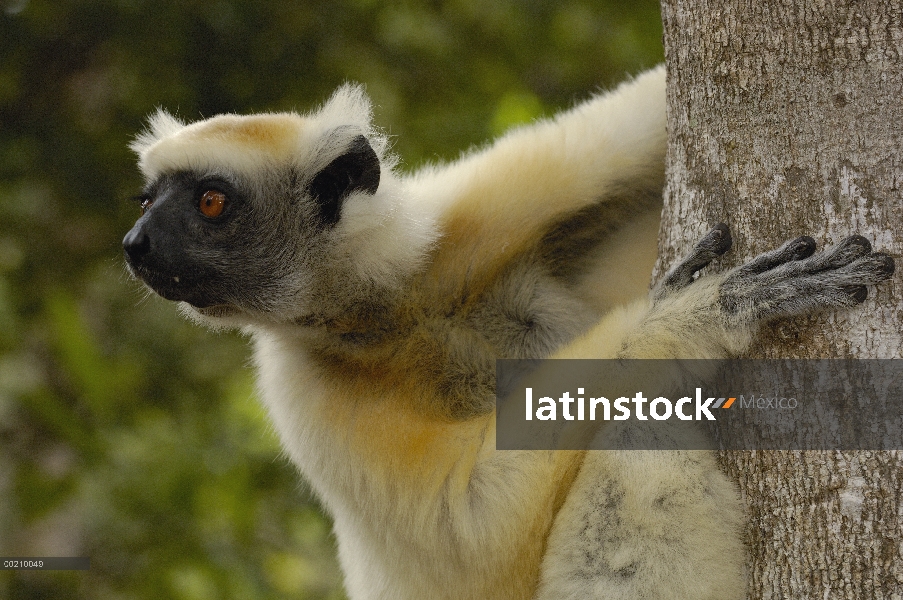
top-left (844, 235), bottom-right (872, 254)
top-left (873, 253), bottom-right (896, 276)
top-left (711, 223), bottom-right (732, 254)
top-left (792, 236), bottom-right (816, 259)
top-left (843, 285), bottom-right (868, 303)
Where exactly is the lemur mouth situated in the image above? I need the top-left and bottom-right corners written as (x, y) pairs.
top-left (128, 263), bottom-right (229, 312)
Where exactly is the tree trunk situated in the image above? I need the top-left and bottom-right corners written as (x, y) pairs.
top-left (658, 1), bottom-right (903, 598)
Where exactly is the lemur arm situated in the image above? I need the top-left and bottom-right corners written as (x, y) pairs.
top-left (407, 66), bottom-right (666, 294)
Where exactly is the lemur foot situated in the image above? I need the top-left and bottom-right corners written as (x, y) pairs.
top-left (718, 232), bottom-right (895, 322)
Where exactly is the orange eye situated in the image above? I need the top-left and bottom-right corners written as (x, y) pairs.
top-left (199, 190), bottom-right (226, 218)
top-left (140, 197), bottom-right (154, 215)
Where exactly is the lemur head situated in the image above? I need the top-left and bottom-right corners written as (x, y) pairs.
top-left (123, 86), bottom-right (430, 328)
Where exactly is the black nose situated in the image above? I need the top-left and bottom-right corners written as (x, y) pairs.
top-left (123, 225), bottom-right (151, 263)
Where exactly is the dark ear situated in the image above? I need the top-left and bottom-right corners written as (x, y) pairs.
top-left (309, 134), bottom-right (381, 225)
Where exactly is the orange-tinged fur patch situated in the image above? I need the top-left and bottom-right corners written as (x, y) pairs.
top-left (140, 113), bottom-right (308, 178)
top-left (315, 373), bottom-right (586, 599)
top-left (183, 113), bottom-right (304, 153)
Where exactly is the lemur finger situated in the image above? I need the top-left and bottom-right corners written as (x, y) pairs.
top-left (744, 235), bottom-right (878, 285)
top-left (722, 252), bottom-right (895, 320)
top-left (835, 251), bottom-right (895, 284)
top-left (749, 279), bottom-right (870, 321)
top-left (659, 223), bottom-right (732, 293)
top-left (780, 251), bottom-right (896, 289)
top-left (724, 235), bottom-right (816, 284)
top-left (786, 234), bottom-right (872, 274)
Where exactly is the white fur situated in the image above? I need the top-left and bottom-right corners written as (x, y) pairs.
top-left (133, 84), bottom-right (392, 184)
top-left (132, 66), bottom-right (749, 599)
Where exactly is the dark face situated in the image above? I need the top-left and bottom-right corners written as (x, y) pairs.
top-left (123, 171), bottom-right (289, 311)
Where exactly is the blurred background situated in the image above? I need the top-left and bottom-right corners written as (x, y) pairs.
top-left (0, 1), bottom-right (662, 598)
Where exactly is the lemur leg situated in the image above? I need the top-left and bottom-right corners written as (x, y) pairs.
top-left (534, 448), bottom-right (745, 600)
top-left (534, 226), bottom-right (894, 600)
top-left (535, 228), bottom-right (746, 600)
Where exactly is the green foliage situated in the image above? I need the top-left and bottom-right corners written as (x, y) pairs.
top-left (0, 0), bottom-right (662, 598)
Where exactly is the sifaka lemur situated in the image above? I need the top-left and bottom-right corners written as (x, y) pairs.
top-left (123, 66), bottom-right (894, 599)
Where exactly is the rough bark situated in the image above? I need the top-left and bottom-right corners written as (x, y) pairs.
top-left (659, 1), bottom-right (903, 598)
